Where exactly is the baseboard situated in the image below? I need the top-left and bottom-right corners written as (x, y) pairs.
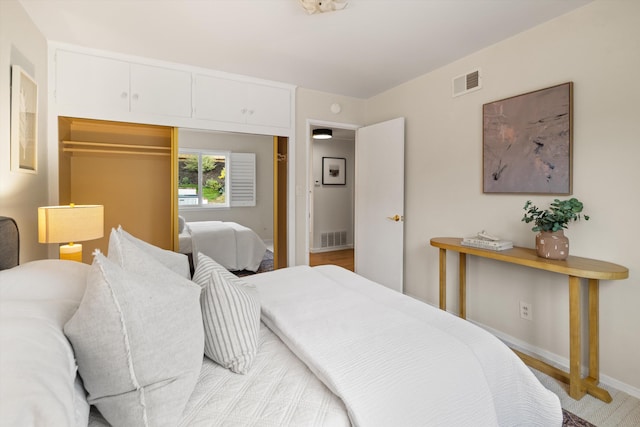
top-left (468, 319), bottom-right (640, 400)
top-left (403, 292), bottom-right (640, 400)
top-left (310, 244), bottom-right (353, 254)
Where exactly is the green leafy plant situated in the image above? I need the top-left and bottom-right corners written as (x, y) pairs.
top-left (522, 198), bottom-right (590, 232)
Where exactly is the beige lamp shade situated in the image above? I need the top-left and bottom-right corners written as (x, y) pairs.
top-left (38, 204), bottom-right (104, 244)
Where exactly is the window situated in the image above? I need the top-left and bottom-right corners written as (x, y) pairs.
top-left (178, 150), bottom-right (256, 208)
top-left (178, 150), bottom-right (229, 207)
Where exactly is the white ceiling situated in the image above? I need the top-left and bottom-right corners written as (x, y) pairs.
top-left (19, 0), bottom-right (591, 99)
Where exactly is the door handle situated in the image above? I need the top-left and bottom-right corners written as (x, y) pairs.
top-left (387, 214), bottom-right (403, 222)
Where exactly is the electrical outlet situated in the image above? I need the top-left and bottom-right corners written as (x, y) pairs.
top-left (519, 301), bottom-right (533, 321)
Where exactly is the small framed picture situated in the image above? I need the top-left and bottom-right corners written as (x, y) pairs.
top-left (322, 157), bottom-right (346, 185)
top-left (11, 65), bottom-right (38, 174)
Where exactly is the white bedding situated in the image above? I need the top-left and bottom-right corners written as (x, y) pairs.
top-left (246, 265), bottom-right (563, 427)
top-left (89, 323), bottom-right (350, 427)
top-left (3, 256), bottom-right (562, 427)
top-left (183, 221), bottom-right (267, 272)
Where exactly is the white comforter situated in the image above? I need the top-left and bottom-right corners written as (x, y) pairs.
top-left (89, 323), bottom-right (350, 427)
top-left (187, 221), bottom-right (267, 272)
top-left (247, 265), bottom-right (562, 427)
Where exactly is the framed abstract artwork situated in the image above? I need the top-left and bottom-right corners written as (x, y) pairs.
top-left (322, 157), bottom-right (346, 185)
top-left (483, 82), bottom-right (572, 194)
top-left (10, 65), bottom-right (38, 173)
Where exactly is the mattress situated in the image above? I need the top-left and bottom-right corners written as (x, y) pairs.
top-left (182, 221), bottom-right (267, 272)
top-left (178, 229), bottom-right (192, 254)
top-left (88, 323), bottom-right (350, 427)
top-left (248, 265), bottom-right (563, 427)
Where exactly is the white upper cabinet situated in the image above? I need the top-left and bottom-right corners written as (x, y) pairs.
top-left (56, 50), bottom-right (130, 115)
top-left (56, 50), bottom-right (191, 118)
top-left (53, 46), bottom-right (293, 132)
top-left (193, 75), bottom-right (291, 129)
top-left (130, 64), bottom-right (191, 117)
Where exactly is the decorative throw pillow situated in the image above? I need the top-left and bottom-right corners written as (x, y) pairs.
top-left (108, 226), bottom-right (190, 279)
top-left (192, 253), bottom-right (260, 374)
top-left (178, 215), bottom-right (186, 234)
top-left (64, 251), bottom-right (204, 426)
top-left (0, 260), bottom-right (91, 427)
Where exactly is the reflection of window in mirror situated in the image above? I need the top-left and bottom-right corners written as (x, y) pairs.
top-left (178, 150), bottom-right (229, 208)
top-left (178, 150), bottom-right (257, 208)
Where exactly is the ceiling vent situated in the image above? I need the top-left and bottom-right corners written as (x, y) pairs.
top-left (452, 69), bottom-right (481, 97)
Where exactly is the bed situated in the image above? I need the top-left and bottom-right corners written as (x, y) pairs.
top-left (0, 219), bottom-right (563, 426)
top-left (178, 218), bottom-right (267, 272)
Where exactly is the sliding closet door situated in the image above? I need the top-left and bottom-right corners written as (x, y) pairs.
top-left (273, 136), bottom-right (288, 269)
top-left (59, 117), bottom-right (175, 263)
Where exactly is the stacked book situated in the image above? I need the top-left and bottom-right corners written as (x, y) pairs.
top-left (461, 236), bottom-right (513, 251)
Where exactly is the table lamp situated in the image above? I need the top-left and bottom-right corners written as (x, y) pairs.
top-left (38, 204), bottom-right (104, 262)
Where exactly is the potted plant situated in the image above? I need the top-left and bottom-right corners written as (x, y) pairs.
top-left (522, 198), bottom-right (589, 260)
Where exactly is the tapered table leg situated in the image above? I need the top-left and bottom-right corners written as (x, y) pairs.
top-left (569, 276), bottom-right (587, 400)
top-left (439, 248), bottom-right (446, 310)
top-left (459, 253), bottom-right (466, 319)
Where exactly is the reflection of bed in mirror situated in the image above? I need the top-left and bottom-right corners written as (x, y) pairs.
top-left (179, 218), bottom-right (267, 272)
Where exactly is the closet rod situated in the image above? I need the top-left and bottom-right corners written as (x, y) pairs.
top-left (62, 140), bottom-right (170, 151)
top-left (62, 148), bottom-right (170, 157)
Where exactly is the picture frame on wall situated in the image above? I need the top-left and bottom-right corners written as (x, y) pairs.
top-left (483, 82), bottom-right (572, 194)
top-left (322, 157), bottom-right (346, 185)
top-left (10, 65), bottom-right (38, 174)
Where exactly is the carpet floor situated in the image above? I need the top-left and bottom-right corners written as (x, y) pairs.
top-left (533, 368), bottom-right (640, 426)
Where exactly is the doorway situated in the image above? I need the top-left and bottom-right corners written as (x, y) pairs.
top-left (308, 123), bottom-right (356, 268)
top-left (306, 118), bottom-right (405, 292)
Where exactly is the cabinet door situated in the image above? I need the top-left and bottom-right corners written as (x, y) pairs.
top-left (193, 75), bottom-right (247, 123)
top-left (247, 83), bottom-right (291, 128)
top-left (130, 64), bottom-right (192, 117)
top-left (56, 50), bottom-right (129, 115)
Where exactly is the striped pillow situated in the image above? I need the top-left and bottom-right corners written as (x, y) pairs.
top-left (193, 253), bottom-right (260, 374)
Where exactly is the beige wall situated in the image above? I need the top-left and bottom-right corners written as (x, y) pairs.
top-left (0, 0), bottom-right (49, 262)
top-left (364, 0), bottom-right (640, 394)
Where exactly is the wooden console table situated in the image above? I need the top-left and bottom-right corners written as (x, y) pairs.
top-left (430, 237), bottom-right (628, 403)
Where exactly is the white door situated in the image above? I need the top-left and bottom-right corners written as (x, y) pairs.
top-left (355, 118), bottom-right (405, 292)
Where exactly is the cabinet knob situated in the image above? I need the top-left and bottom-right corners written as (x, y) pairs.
top-left (121, 92), bottom-right (128, 99)
top-left (132, 94), bottom-right (139, 101)
top-left (247, 109), bottom-right (254, 115)
top-left (241, 108), bottom-right (247, 114)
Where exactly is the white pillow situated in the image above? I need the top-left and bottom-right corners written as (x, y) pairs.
top-left (108, 226), bottom-right (190, 279)
top-left (192, 253), bottom-right (260, 374)
top-left (64, 251), bottom-right (204, 426)
top-left (178, 215), bottom-right (186, 234)
top-left (0, 260), bottom-right (90, 427)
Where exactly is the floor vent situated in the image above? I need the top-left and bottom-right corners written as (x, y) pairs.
top-left (321, 231), bottom-right (348, 248)
top-left (453, 69), bottom-right (481, 97)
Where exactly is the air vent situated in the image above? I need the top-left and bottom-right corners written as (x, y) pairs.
top-left (320, 231), bottom-right (348, 249)
top-left (453, 69), bottom-right (481, 97)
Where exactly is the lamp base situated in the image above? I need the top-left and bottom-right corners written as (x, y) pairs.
top-left (60, 243), bottom-right (83, 262)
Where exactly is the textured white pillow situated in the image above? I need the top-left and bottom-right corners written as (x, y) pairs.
top-left (178, 215), bottom-right (186, 234)
top-left (108, 226), bottom-right (190, 279)
top-left (192, 253), bottom-right (260, 374)
top-left (64, 251), bottom-right (204, 426)
top-left (0, 260), bottom-right (90, 427)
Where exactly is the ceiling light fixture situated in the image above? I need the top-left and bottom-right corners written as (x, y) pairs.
top-left (300, 0), bottom-right (348, 14)
top-left (312, 128), bottom-right (333, 139)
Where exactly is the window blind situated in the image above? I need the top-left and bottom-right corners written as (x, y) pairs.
top-left (230, 153), bottom-right (256, 207)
